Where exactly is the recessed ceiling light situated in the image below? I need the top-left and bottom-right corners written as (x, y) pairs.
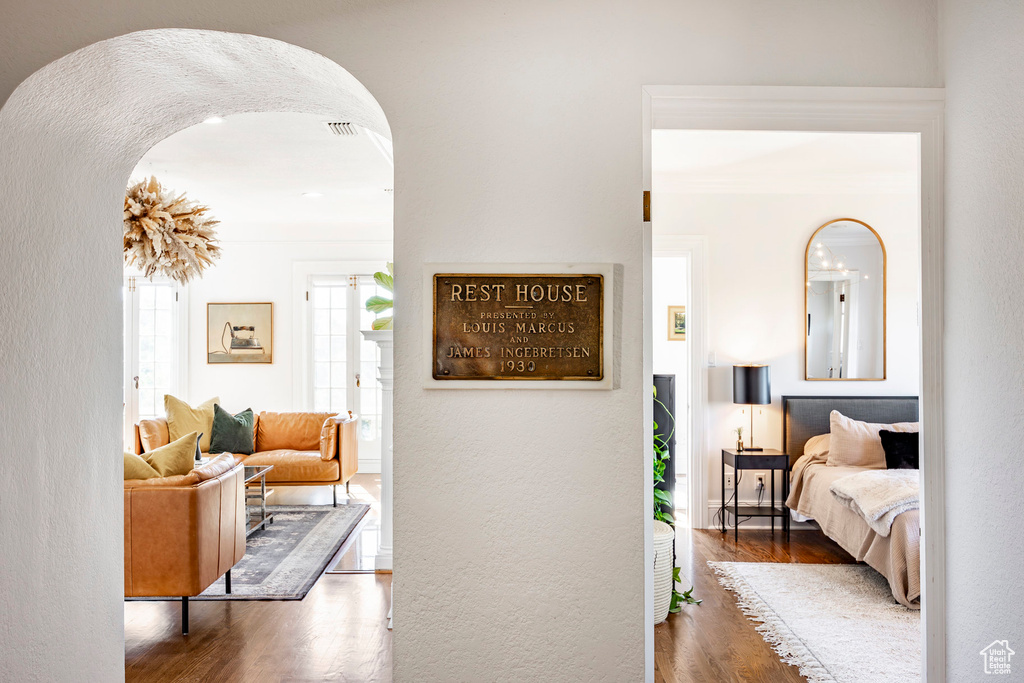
top-left (203, 116), bottom-right (225, 125)
top-left (302, 191), bottom-right (324, 198)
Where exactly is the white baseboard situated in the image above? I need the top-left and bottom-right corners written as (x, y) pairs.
top-left (358, 458), bottom-right (381, 474)
top-left (375, 551), bottom-right (392, 571)
top-left (703, 499), bottom-right (816, 530)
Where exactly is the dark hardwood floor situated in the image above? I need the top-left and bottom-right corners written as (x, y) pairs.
top-left (126, 574), bottom-right (392, 682)
top-left (126, 479), bottom-right (853, 682)
top-left (654, 528), bottom-right (857, 683)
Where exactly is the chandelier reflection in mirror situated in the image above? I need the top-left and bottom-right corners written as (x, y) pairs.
top-left (804, 218), bottom-right (886, 381)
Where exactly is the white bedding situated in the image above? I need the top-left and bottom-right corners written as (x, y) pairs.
top-left (829, 469), bottom-right (920, 537)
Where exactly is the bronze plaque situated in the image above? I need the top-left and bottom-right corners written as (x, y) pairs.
top-left (433, 273), bottom-right (603, 380)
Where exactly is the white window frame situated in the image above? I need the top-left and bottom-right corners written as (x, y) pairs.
top-left (122, 273), bottom-right (189, 447)
top-left (293, 260), bottom-right (388, 471)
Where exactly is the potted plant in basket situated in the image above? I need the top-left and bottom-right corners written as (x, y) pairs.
top-left (653, 385), bottom-right (700, 620)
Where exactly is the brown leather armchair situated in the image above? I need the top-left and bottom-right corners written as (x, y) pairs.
top-left (124, 454), bottom-right (245, 634)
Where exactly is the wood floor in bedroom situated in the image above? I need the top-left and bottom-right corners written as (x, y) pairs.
top-left (654, 528), bottom-right (857, 683)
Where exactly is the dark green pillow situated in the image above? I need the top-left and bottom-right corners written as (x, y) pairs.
top-left (209, 404), bottom-right (255, 455)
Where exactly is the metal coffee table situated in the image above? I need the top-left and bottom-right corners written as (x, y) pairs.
top-left (244, 465), bottom-right (274, 536)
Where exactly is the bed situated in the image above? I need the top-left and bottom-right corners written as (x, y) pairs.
top-left (783, 395), bottom-right (921, 609)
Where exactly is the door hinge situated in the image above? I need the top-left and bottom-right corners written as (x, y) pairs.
top-left (643, 190), bottom-right (651, 222)
top-left (175, 291), bottom-right (179, 302)
top-left (306, 291), bottom-right (309, 301)
top-left (349, 275), bottom-right (358, 288)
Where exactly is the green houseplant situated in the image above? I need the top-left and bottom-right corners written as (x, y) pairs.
top-left (653, 386), bottom-right (675, 525)
top-left (653, 385), bottom-right (701, 611)
top-left (365, 262), bottom-right (394, 330)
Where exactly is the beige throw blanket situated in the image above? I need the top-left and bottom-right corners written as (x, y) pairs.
top-left (829, 469), bottom-right (919, 537)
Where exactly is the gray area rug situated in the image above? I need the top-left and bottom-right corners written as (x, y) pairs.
top-left (130, 504), bottom-right (369, 601)
top-left (709, 562), bottom-right (920, 683)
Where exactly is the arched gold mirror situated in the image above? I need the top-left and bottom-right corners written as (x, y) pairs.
top-left (805, 218), bottom-right (886, 380)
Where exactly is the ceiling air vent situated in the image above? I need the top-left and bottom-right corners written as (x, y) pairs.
top-left (324, 122), bottom-right (359, 137)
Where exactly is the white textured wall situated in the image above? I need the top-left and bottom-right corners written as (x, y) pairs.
top-left (0, 3), bottom-right (941, 681)
top-left (944, 1), bottom-right (1024, 677)
top-left (653, 191), bottom-right (922, 512)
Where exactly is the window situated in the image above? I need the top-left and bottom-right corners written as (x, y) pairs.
top-left (123, 276), bottom-right (183, 447)
top-left (311, 281), bottom-right (350, 412)
top-left (309, 275), bottom-right (384, 461)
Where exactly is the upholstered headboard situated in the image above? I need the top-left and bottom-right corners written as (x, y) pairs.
top-left (782, 395), bottom-right (919, 463)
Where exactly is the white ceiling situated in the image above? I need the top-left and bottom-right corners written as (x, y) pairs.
top-left (133, 126), bottom-right (912, 241)
top-left (652, 130), bottom-right (918, 194)
top-left (131, 112), bottom-right (394, 239)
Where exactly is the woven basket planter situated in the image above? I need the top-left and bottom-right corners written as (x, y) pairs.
top-left (653, 520), bottom-right (675, 624)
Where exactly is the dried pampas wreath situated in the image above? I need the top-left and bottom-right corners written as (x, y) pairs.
top-left (124, 176), bottom-right (221, 284)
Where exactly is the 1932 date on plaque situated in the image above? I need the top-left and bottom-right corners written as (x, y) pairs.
top-left (433, 273), bottom-right (603, 380)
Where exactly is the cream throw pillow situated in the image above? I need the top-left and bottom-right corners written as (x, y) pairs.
top-left (143, 431), bottom-right (199, 478)
top-left (165, 394), bottom-right (219, 452)
top-left (124, 451), bottom-right (160, 480)
top-left (827, 410), bottom-right (919, 469)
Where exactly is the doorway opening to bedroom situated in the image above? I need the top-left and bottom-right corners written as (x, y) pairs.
top-left (648, 124), bottom-right (928, 681)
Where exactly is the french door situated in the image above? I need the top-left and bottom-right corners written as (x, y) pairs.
top-left (308, 274), bottom-right (385, 463)
top-left (123, 275), bottom-right (184, 448)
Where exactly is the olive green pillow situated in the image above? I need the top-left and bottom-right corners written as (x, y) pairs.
top-left (210, 405), bottom-right (255, 455)
top-left (124, 451), bottom-right (160, 480)
top-left (143, 431), bottom-right (199, 478)
top-left (165, 395), bottom-right (219, 453)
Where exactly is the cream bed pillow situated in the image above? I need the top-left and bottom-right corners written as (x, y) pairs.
top-left (803, 433), bottom-right (831, 463)
top-left (827, 410), bottom-right (919, 469)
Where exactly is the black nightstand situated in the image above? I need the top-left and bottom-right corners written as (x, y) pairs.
top-left (720, 449), bottom-right (791, 541)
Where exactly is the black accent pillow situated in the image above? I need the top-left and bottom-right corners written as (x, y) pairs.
top-left (879, 430), bottom-right (919, 469)
top-left (209, 404), bottom-right (255, 455)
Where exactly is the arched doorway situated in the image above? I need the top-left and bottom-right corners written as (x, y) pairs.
top-left (0, 29), bottom-right (392, 680)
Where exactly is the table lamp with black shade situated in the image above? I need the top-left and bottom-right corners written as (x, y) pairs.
top-left (733, 364), bottom-right (771, 451)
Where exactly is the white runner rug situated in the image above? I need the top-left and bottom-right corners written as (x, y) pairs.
top-left (709, 562), bottom-right (920, 683)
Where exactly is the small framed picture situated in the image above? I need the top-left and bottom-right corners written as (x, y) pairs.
top-left (667, 305), bottom-right (686, 341)
top-left (207, 302), bottom-right (273, 363)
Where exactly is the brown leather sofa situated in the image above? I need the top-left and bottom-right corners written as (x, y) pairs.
top-left (124, 454), bottom-right (245, 634)
top-left (134, 411), bottom-right (359, 506)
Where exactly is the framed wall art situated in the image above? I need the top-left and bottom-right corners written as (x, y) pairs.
top-left (667, 305), bottom-right (686, 341)
top-left (207, 302), bottom-right (273, 363)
